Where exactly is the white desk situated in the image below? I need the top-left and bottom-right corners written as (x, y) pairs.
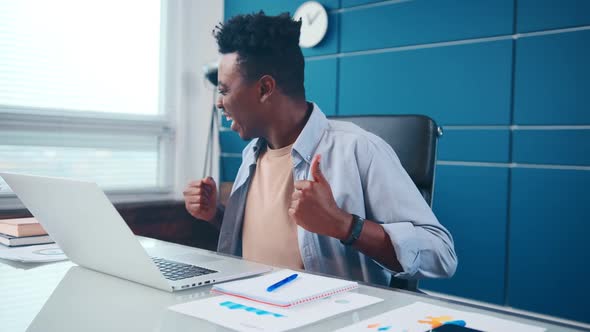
top-left (1, 238), bottom-right (586, 332)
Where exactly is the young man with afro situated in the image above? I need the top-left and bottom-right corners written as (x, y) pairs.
top-left (184, 12), bottom-right (457, 288)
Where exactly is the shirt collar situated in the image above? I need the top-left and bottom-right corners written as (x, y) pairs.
top-left (242, 102), bottom-right (329, 166)
top-left (292, 102), bottom-right (328, 165)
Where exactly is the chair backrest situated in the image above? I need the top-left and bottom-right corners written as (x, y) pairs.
top-left (333, 115), bottom-right (441, 206)
top-left (332, 115), bottom-right (442, 292)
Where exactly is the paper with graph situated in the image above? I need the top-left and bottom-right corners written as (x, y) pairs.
top-left (169, 292), bottom-right (382, 332)
top-left (334, 301), bottom-right (546, 332)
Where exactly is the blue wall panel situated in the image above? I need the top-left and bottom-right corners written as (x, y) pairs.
top-left (514, 30), bottom-right (590, 125)
top-left (219, 131), bottom-right (249, 154)
top-left (220, 156), bottom-right (242, 182)
top-left (225, 0), bottom-right (339, 18)
top-left (438, 130), bottom-right (510, 162)
top-left (513, 130), bottom-right (590, 166)
top-left (341, 0), bottom-right (382, 7)
top-left (339, 40), bottom-right (513, 125)
top-left (305, 58), bottom-right (338, 116)
top-left (422, 166), bottom-right (509, 305)
top-left (509, 169), bottom-right (590, 323)
top-left (340, 0), bottom-right (513, 52)
top-left (517, 0), bottom-right (590, 32)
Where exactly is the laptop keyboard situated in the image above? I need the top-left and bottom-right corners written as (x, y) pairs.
top-left (151, 257), bottom-right (217, 281)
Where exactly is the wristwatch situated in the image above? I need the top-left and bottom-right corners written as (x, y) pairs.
top-left (340, 214), bottom-right (365, 246)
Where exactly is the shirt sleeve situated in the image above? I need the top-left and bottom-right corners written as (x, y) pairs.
top-left (208, 204), bottom-right (225, 230)
top-left (360, 137), bottom-right (458, 279)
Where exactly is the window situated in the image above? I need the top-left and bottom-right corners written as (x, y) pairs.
top-left (0, 0), bottom-right (174, 200)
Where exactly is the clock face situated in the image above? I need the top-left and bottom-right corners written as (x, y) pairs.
top-left (293, 1), bottom-right (328, 48)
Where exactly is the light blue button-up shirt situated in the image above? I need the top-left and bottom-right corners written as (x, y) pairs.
top-left (216, 103), bottom-right (457, 286)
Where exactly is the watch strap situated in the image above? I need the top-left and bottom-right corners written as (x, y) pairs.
top-left (340, 214), bottom-right (365, 246)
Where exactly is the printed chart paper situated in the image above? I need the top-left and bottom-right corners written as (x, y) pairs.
top-left (169, 292), bottom-right (382, 332)
top-left (335, 301), bottom-right (546, 332)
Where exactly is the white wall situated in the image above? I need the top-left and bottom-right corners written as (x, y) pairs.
top-left (168, 0), bottom-right (224, 199)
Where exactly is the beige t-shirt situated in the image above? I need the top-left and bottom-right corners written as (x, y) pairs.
top-left (242, 143), bottom-right (304, 270)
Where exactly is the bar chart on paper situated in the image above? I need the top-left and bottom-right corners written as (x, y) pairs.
top-left (169, 292), bottom-right (382, 332)
top-left (219, 300), bottom-right (286, 318)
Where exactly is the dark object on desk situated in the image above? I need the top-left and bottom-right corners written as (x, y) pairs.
top-left (333, 115), bottom-right (442, 292)
top-left (432, 324), bottom-right (483, 331)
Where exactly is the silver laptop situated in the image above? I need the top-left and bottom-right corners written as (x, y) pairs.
top-left (1, 172), bottom-right (271, 292)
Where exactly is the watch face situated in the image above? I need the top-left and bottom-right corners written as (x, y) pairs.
top-left (293, 1), bottom-right (328, 48)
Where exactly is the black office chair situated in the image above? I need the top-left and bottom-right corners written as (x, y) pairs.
top-left (333, 115), bottom-right (443, 291)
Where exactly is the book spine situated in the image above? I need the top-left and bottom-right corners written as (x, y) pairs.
top-left (9, 240), bottom-right (54, 247)
top-left (0, 235), bottom-right (54, 247)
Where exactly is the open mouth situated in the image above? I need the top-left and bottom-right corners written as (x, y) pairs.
top-left (222, 111), bottom-right (238, 131)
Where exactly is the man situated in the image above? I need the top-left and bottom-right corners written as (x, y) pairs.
top-left (184, 12), bottom-right (457, 286)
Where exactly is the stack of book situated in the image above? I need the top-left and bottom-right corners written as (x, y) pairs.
top-left (0, 217), bottom-right (53, 247)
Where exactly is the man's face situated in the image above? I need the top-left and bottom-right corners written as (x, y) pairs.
top-left (216, 53), bottom-right (265, 140)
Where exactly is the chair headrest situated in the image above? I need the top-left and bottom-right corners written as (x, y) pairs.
top-left (333, 115), bottom-right (439, 190)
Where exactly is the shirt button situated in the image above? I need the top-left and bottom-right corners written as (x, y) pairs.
top-left (306, 155), bottom-right (311, 161)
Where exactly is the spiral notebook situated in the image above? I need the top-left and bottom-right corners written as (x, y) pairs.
top-left (211, 269), bottom-right (358, 308)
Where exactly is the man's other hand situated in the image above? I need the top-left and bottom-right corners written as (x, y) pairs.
top-left (289, 155), bottom-right (351, 240)
top-left (183, 176), bottom-right (218, 222)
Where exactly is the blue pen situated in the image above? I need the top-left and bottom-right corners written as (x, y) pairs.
top-left (266, 273), bottom-right (298, 292)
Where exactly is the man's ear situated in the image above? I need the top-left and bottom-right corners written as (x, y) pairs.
top-left (259, 75), bottom-right (276, 102)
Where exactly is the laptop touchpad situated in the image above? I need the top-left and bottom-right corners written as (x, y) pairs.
top-left (171, 253), bottom-right (222, 265)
